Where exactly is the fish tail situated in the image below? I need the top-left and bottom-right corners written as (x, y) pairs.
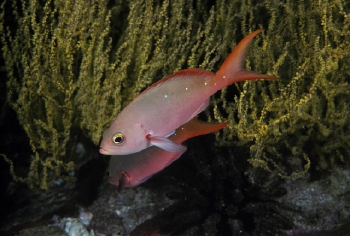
top-left (213, 29), bottom-right (278, 87)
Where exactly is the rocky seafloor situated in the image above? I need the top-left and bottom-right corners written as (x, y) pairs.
top-left (1, 132), bottom-right (350, 236)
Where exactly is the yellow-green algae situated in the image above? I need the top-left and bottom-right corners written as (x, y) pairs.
top-left (1, 0), bottom-right (349, 189)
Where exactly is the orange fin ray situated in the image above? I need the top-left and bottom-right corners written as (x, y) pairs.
top-left (214, 29), bottom-right (278, 87)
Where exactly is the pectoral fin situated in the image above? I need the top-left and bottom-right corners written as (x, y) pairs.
top-left (146, 134), bottom-right (187, 153)
top-left (118, 171), bottom-right (130, 193)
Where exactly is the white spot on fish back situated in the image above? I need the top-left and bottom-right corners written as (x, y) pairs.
top-left (223, 76), bottom-right (226, 78)
top-left (164, 94), bottom-right (168, 98)
top-left (185, 87), bottom-right (188, 90)
top-left (204, 82), bottom-right (207, 85)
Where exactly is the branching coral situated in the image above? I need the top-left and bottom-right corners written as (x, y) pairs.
top-left (209, 0), bottom-right (350, 177)
top-left (1, 0), bottom-right (349, 189)
top-left (1, 0), bottom-right (120, 188)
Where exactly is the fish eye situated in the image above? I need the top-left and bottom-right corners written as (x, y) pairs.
top-left (112, 132), bottom-right (125, 144)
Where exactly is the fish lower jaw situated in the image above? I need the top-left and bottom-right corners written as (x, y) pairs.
top-left (99, 147), bottom-right (111, 155)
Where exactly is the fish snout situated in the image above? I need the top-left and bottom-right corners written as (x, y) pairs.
top-left (99, 147), bottom-right (110, 155)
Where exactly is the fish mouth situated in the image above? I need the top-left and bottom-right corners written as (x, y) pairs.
top-left (99, 147), bottom-right (109, 155)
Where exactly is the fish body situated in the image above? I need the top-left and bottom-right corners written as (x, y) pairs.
top-left (108, 118), bottom-right (228, 192)
top-left (100, 29), bottom-right (278, 155)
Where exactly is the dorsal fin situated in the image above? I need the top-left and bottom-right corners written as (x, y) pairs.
top-left (136, 68), bottom-right (214, 99)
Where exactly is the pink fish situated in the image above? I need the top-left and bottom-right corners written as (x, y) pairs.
top-left (107, 118), bottom-right (229, 192)
top-left (100, 29), bottom-right (278, 155)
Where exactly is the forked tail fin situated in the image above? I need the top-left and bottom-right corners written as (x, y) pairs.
top-left (213, 29), bottom-right (278, 87)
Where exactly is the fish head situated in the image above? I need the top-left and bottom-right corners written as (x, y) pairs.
top-left (99, 121), bottom-right (149, 155)
top-left (107, 169), bottom-right (120, 186)
top-left (107, 156), bottom-right (122, 186)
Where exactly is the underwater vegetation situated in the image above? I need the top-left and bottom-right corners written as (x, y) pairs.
top-left (1, 0), bottom-right (350, 189)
